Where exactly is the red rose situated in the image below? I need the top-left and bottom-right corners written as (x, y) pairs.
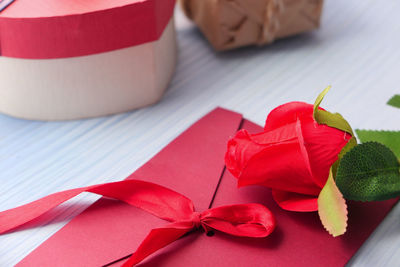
top-left (225, 102), bottom-right (351, 212)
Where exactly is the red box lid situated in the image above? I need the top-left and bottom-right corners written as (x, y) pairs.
top-left (0, 0), bottom-right (175, 59)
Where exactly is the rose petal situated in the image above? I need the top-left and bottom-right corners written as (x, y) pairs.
top-left (264, 102), bottom-right (314, 131)
top-left (225, 130), bottom-right (254, 177)
top-left (301, 121), bottom-right (351, 187)
top-left (227, 120), bottom-right (320, 196)
top-left (237, 142), bottom-right (321, 196)
top-left (272, 189), bottom-right (318, 212)
top-left (225, 123), bottom-right (299, 178)
top-left (264, 101), bottom-right (350, 188)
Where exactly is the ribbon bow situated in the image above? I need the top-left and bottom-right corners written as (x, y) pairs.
top-left (0, 179), bottom-right (276, 266)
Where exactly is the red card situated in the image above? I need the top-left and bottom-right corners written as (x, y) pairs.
top-left (15, 108), bottom-right (398, 266)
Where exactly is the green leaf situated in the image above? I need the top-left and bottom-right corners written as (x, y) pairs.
top-left (313, 87), bottom-right (354, 136)
top-left (313, 86), bottom-right (331, 116)
top-left (387, 95), bottom-right (400, 109)
top-left (336, 142), bottom-right (400, 201)
top-left (318, 168), bottom-right (348, 237)
top-left (339, 137), bottom-right (358, 158)
top-left (313, 87), bottom-right (357, 178)
top-left (356, 130), bottom-right (400, 159)
top-left (331, 137), bottom-right (358, 178)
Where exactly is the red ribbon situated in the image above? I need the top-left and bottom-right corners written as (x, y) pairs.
top-left (0, 179), bottom-right (276, 266)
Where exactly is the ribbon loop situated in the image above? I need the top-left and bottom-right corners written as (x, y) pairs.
top-left (201, 204), bottom-right (276, 238)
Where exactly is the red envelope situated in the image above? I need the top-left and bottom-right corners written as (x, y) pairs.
top-left (16, 108), bottom-right (398, 266)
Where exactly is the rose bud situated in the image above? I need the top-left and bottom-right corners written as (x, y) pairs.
top-left (225, 102), bottom-right (352, 212)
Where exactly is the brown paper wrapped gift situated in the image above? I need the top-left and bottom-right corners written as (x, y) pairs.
top-left (181, 0), bottom-right (324, 51)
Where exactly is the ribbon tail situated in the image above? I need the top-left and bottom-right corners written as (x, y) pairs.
top-left (0, 179), bottom-right (195, 235)
top-left (122, 222), bottom-right (193, 267)
top-left (0, 187), bottom-right (89, 234)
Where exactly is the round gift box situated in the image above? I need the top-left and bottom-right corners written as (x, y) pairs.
top-left (0, 0), bottom-right (177, 120)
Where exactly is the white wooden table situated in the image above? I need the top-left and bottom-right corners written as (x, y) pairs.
top-left (1, 0), bottom-right (400, 265)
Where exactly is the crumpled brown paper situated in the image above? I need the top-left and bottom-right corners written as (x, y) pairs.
top-left (181, 0), bottom-right (323, 51)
